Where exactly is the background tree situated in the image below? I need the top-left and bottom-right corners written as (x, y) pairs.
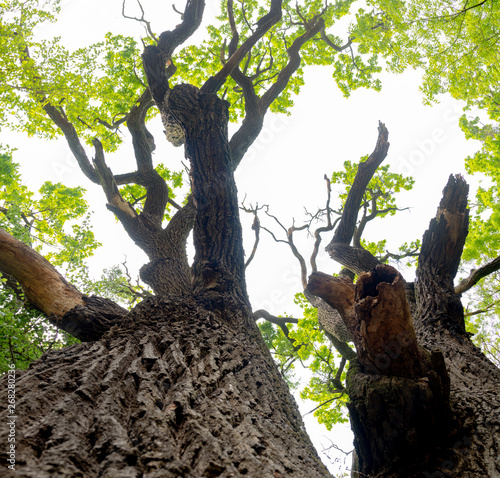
top-left (0, 1), bottom-right (498, 477)
top-left (354, 0), bottom-right (500, 358)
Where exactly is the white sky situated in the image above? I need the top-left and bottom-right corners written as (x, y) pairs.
top-left (0, 1), bottom-right (484, 475)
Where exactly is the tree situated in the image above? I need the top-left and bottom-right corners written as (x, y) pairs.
top-left (354, 0), bottom-right (500, 350)
top-left (0, 2), bottom-right (499, 478)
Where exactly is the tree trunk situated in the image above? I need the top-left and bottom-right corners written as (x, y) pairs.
top-left (309, 175), bottom-right (500, 478)
top-left (0, 297), bottom-right (330, 477)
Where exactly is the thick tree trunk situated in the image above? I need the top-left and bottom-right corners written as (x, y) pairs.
top-left (412, 176), bottom-right (500, 478)
top-left (0, 298), bottom-right (330, 477)
top-left (165, 84), bottom-right (248, 305)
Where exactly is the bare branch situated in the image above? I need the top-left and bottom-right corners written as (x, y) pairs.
top-left (303, 394), bottom-right (345, 417)
top-left (92, 138), bottom-right (138, 222)
top-left (311, 175), bottom-right (338, 272)
top-left (245, 211), bottom-right (261, 268)
top-left (380, 248), bottom-right (419, 264)
top-left (43, 103), bottom-right (99, 183)
top-left (122, 0), bottom-right (159, 43)
top-left (320, 24), bottom-right (352, 52)
top-left (327, 122), bottom-right (390, 248)
top-left (287, 224), bottom-right (309, 290)
top-left (464, 299), bottom-right (500, 318)
top-left (202, 0), bottom-right (283, 95)
top-left (253, 309), bottom-right (299, 325)
top-left (456, 255), bottom-right (500, 295)
top-left (253, 309), bottom-right (301, 351)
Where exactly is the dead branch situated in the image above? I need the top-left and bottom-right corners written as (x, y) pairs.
top-left (416, 175), bottom-right (469, 331)
top-left (309, 265), bottom-right (423, 378)
top-left (311, 175), bottom-right (338, 272)
top-left (122, 0), bottom-right (159, 43)
top-left (245, 211), bottom-right (261, 268)
top-left (327, 122), bottom-right (390, 248)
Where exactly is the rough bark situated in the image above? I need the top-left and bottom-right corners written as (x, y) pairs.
top-left (165, 85), bottom-right (248, 304)
top-left (0, 298), bottom-right (331, 478)
top-left (412, 175), bottom-right (500, 477)
top-left (416, 175), bottom-right (470, 334)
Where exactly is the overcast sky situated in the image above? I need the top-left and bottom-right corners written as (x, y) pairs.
top-left (0, 1), bottom-right (484, 474)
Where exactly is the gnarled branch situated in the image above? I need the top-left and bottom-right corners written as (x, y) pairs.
top-left (327, 122), bottom-right (390, 248)
top-left (229, 15), bottom-right (325, 169)
top-left (202, 0), bottom-right (283, 95)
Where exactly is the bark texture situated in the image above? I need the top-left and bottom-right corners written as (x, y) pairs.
top-left (0, 298), bottom-right (331, 478)
top-left (412, 176), bottom-right (500, 477)
top-left (416, 175), bottom-right (469, 334)
top-left (165, 85), bottom-right (248, 304)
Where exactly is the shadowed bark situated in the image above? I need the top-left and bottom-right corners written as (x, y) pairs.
top-left (0, 298), bottom-right (330, 478)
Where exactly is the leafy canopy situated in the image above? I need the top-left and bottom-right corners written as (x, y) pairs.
top-left (175, 0), bottom-right (384, 121)
top-left (0, 0), bottom-right (149, 151)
